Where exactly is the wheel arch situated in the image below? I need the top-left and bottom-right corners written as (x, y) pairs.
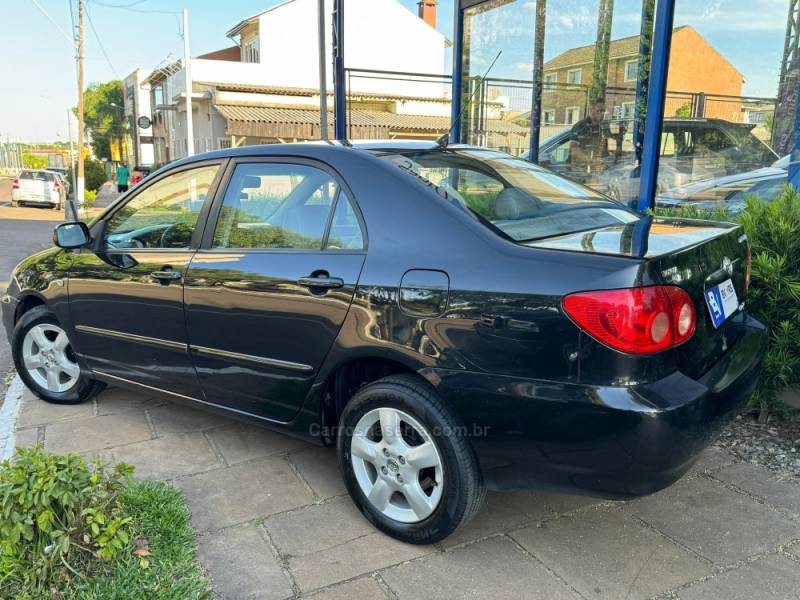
top-left (316, 353), bottom-right (440, 444)
top-left (14, 292), bottom-right (47, 325)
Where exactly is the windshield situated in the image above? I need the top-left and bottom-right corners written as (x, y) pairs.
top-left (376, 148), bottom-right (639, 242)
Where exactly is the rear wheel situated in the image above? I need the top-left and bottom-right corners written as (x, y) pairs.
top-left (338, 375), bottom-right (485, 544)
top-left (12, 306), bottom-right (104, 404)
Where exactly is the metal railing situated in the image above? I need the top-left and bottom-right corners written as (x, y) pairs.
top-left (0, 142), bottom-right (24, 174)
top-left (340, 68), bottom-right (779, 154)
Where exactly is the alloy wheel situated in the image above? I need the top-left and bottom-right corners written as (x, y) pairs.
top-left (350, 407), bottom-right (444, 523)
top-left (21, 323), bottom-right (80, 393)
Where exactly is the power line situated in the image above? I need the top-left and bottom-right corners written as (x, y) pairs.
top-left (29, 0), bottom-right (73, 44)
top-left (85, 4), bottom-right (119, 77)
top-left (90, 0), bottom-right (149, 7)
top-left (68, 0), bottom-right (77, 50)
top-left (88, 0), bottom-right (179, 16)
top-left (87, 0), bottom-right (182, 35)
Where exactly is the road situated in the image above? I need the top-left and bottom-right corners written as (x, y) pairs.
top-left (0, 187), bottom-right (61, 400)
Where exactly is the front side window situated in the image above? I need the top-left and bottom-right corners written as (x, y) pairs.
top-left (104, 164), bottom-right (219, 249)
top-left (378, 149), bottom-right (636, 243)
top-left (213, 163), bottom-right (363, 250)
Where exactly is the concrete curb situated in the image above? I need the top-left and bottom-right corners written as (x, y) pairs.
top-left (0, 375), bottom-right (24, 460)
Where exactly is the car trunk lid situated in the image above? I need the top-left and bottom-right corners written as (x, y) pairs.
top-left (526, 216), bottom-right (748, 378)
top-left (18, 172), bottom-right (52, 200)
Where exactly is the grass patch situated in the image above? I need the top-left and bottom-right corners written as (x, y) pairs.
top-left (1, 447), bottom-right (211, 599)
top-left (69, 481), bottom-right (212, 600)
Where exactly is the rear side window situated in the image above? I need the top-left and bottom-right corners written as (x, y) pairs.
top-left (378, 149), bottom-right (637, 242)
top-left (213, 163), bottom-right (363, 250)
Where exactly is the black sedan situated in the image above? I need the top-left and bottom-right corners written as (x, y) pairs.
top-left (2, 141), bottom-right (767, 543)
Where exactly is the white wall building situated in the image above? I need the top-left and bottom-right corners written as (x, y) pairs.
top-left (123, 69), bottom-right (155, 167)
top-left (145, 0), bottom-right (490, 164)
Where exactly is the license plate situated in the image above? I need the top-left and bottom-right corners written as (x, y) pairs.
top-left (704, 279), bottom-right (738, 329)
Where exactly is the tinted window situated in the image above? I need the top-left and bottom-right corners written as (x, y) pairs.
top-left (104, 164), bottom-right (219, 249)
top-left (213, 163), bottom-right (361, 250)
top-left (379, 148), bottom-right (637, 242)
top-left (326, 192), bottom-right (364, 250)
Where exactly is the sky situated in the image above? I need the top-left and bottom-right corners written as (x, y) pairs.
top-left (0, 0), bottom-right (789, 143)
top-left (0, 0), bottom-right (456, 142)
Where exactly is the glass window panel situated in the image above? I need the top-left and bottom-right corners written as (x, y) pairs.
top-left (536, 0), bottom-right (650, 202)
top-left (326, 192), bottom-right (364, 250)
top-left (213, 163), bottom-right (339, 250)
top-left (104, 165), bottom-right (218, 249)
top-left (461, 0), bottom-right (535, 155)
top-left (656, 1), bottom-right (788, 209)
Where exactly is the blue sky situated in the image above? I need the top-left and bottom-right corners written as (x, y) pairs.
top-left (0, 0), bottom-right (787, 142)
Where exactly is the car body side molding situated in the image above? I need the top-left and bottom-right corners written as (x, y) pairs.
top-left (190, 345), bottom-right (314, 372)
top-left (74, 324), bottom-right (187, 351)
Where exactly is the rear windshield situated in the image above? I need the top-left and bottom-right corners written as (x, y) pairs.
top-left (20, 170), bottom-right (53, 181)
top-left (376, 148), bottom-right (638, 242)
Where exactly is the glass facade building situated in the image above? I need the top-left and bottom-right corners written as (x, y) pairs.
top-left (450, 0), bottom-right (800, 210)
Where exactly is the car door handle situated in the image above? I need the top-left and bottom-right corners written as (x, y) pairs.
top-left (297, 276), bottom-right (344, 289)
top-left (150, 270), bottom-right (182, 283)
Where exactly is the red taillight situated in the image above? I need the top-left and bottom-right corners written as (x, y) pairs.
top-left (744, 244), bottom-right (751, 293)
top-left (562, 286), bottom-right (696, 355)
top-left (12, 178), bottom-right (19, 189)
top-left (53, 180), bottom-right (61, 192)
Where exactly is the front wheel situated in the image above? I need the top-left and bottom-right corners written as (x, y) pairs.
top-left (337, 375), bottom-right (485, 544)
top-left (12, 306), bottom-right (104, 404)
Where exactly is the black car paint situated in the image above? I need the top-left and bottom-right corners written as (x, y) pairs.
top-left (2, 141), bottom-right (767, 499)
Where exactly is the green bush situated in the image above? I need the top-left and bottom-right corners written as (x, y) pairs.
top-left (0, 447), bottom-right (134, 597)
top-left (737, 190), bottom-right (800, 419)
top-left (84, 189), bottom-right (97, 208)
top-left (66, 160), bottom-right (108, 193)
top-left (654, 186), bottom-right (800, 421)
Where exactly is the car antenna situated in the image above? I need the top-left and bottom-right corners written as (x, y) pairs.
top-left (436, 50), bottom-right (503, 149)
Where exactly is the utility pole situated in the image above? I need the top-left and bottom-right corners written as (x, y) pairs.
top-left (76, 0), bottom-right (85, 207)
top-left (182, 8), bottom-right (194, 157)
top-left (318, 0), bottom-right (328, 141)
top-left (66, 109), bottom-right (78, 220)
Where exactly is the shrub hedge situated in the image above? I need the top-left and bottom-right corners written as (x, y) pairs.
top-left (654, 186), bottom-right (800, 421)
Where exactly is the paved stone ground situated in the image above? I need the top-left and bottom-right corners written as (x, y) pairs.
top-left (13, 386), bottom-right (800, 599)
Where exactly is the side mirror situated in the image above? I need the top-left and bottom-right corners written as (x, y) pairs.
top-left (53, 222), bottom-right (90, 249)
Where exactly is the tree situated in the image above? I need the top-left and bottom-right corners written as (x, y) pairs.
top-left (79, 80), bottom-right (128, 160)
top-left (22, 154), bottom-right (47, 169)
top-left (674, 101), bottom-right (692, 118)
top-left (67, 159), bottom-right (107, 192)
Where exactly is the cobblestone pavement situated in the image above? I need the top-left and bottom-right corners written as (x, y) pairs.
top-left (13, 386), bottom-right (800, 600)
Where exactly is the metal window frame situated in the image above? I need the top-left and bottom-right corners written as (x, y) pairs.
top-left (333, 0), bottom-right (346, 140)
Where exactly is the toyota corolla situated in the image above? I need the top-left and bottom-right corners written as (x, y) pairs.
top-left (2, 141), bottom-right (767, 543)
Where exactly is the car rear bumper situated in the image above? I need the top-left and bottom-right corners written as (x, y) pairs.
top-left (13, 198), bottom-right (58, 206)
top-left (429, 313), bottom-right (767, 499)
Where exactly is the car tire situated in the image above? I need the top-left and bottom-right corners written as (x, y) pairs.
top-left (337, 374), bottom-right (485, 544)
top-left (12, 306), bottom-right (104, 404)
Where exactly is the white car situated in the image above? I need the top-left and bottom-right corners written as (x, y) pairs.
top-left (11, 169), bottom-right (65, 209)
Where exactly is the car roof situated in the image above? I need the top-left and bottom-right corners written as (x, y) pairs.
top-left (163, 140), bottom-right (492, 174)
